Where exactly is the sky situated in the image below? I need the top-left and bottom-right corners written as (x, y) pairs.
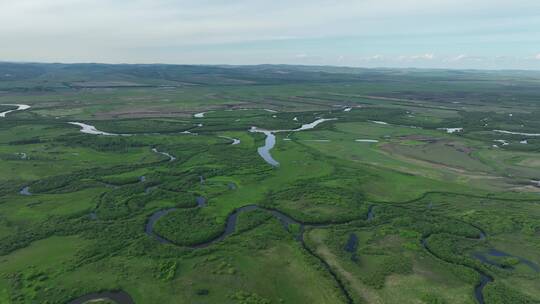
top-left (1, 0), bottom-right (540, 69)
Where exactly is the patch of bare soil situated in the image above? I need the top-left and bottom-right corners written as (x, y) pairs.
top-left (445, 142), bottom-right (474, 154)
top-left (399, 135), bottom-right (441, 143)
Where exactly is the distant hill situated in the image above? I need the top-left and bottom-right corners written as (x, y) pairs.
top-left (2, 62), bottom-right (540, 91)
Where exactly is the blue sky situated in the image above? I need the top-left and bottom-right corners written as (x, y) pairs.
top-left (1, 0), bottom-right (539, 69)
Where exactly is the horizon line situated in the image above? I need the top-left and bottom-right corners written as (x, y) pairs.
top-left (2, 61), bottom-right (540, 73)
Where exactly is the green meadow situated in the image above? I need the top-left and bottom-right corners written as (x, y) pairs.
top-left (0, 63), bottom-right (539, 303)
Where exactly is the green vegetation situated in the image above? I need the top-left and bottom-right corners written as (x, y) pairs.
top-left (0, 63), bottom-right (539, 303)
top-left (153, 208), bottom-right (224, 246)
top-left (235, 209), bottom-right (272, 233)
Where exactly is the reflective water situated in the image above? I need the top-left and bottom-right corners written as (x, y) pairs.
top-left (0, 104), bottom-right (31, 118)
top-left (151, 148), bottom-right (176, 162)
top-left (67, 291), bottom-right (135, 304)
top-left (250, 118), bottom-right (337, 167)
top-left (20, 186), bottom-right (31, 196)
top-left (68, 122), bottom-right (119, 136)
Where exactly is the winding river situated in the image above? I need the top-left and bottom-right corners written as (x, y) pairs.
top-left (145, 203), bottom-right (353, 302)
top-left (151, 148), bottom-right (176, 162)
top-left (0, 104), bottom-right (31, 118)
top-left (55, 112), bottom-right (503, 303)
top-left (7, 100), bottom-right (520, 303)
top-left (249, 118), bottom-right (337, 166)
top-left (143, 187), bottom-right (535, 304)
top-left (147, 201), bottom-right (377, 250)
top-left (493, 129), bottom-right (540, 137)
top-left (143, 199), bottom-right (382, 302)
top-left (219, 136), bottom-right (241, 145)
top-left (249, 129), bottom-right (278, 166)
top-left (421, 228), bottom-right (492, 304)
top-left (473, 248), bottom-right (540, 272)
top-left (145, 205), bottom-right (303, 248)
top-left (68, 122), bottom-right (244, 151)
top-left (68, 122), bottom-right (120, 136)
top-left (67, 290), bottom-right (135, 304)
top-left (146, 208), bottom-right (179, 244)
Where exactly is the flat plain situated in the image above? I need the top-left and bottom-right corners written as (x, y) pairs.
top-left (0, 63), bottom-right (539, 304)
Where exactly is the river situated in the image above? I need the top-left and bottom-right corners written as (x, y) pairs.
top-left (493, 129), bottom-right (540, 137)
top-left (67, 290), bottom-right (134, 304)
top-left (249, 118), bottom-right (337, 166)
top-left (421, 229), bottom-right (492, 304)
top-left (0, 104), bottom-right (31, 117)
top-left (68, 122), bottom-right (120, 136)
top-left (219, 136), bottom-right (241, 145)
top-left (151, 148), bottom-right (176, 162)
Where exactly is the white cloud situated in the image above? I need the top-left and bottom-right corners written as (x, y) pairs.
top-left (415, 53), bottom-right (435, 60)
top-left (443, 54), bottom-right (489, 63)
top-left (452, 54), bottom-right (468, 61)
top-left (398, 54), bottom-right (435, 61)
top-left (536, 54), bottom-right (540, 60)
top-left (465, 56), bottom-right (485, 62)
top-left (0, 0), bottom-right (539, 67)
top-left (357, 55), bottom-right (384, 62)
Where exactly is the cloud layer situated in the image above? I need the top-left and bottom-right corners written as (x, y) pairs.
top-left (1, 0), bottom-right (539, 69)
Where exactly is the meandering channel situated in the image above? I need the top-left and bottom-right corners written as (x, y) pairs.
top-left (61, 114), bottom-right (502, 303)
top-left (67, 290), bottom-right (135, 304)
top-left (0, 104), bottom-right (31, 118)
top-left (219, 136), bottom-right (241, 145)
top-left (472, 248), bottom-right (540, 273)
top-left (146, 208), bottom-right (179, 244)
top-left (145, 201), bottom-right (359, 303)
top-left (493, 129), bottom-right (540, 137)
top-left (151, 148), bottom-right (176, 162)
top-left (421, 228), bottom-right (492, 304)
top-left (249, 118), bottom-right (337, 167)
top-left (249, 129), bottom-right (278, 166)
top-left (68, 122), bottom-right (245, 149)
top-left (143, 193), bottom-right (387, 303)
top-left (68, 122), bottom-right (121, 136)
top-left (146, 204), bottom-right (303, 248)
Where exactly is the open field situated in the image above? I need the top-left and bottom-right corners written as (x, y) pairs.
top-left (0, 63), bottom-right (539, 303)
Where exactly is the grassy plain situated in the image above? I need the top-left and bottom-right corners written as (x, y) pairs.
top-left (0, 63), bottom-right (538, 303)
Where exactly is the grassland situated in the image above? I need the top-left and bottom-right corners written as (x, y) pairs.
top-left (0, 63), bottom-right (538, 303)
